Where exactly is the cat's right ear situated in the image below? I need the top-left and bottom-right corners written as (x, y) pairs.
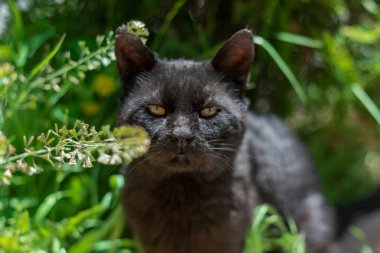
top-left (211, 29), bottom-right (254, 90)
top-left (115, 26), bottom-right (156, 92)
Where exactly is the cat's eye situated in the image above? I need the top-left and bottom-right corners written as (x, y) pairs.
top-left (200, 106), bottom-right (219, 118)
top-left (147, 105), bottom-right (167, 116)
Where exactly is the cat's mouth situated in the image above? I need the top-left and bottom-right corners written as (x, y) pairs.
top-left (148, 146), bottom-right (215, 173)
top-left (170, 152), bottom-right (191, 164)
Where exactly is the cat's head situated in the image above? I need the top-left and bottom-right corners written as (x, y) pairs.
top-left (115, 26), bottom-right (254, 177)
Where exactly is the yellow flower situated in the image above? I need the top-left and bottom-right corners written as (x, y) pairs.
top-left (92, 74), bottom-right (117, 97)
top-left (81, 102), bottom-right (101, 116)
top-left (0, 63), bottom-right (14, 77)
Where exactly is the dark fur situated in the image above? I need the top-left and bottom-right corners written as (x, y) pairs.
top-left (115, 26), bottom-right (335, 253)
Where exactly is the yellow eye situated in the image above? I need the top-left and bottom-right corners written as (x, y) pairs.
top-left (147, 105), bottom-right (166, 116)
top-left (200, 106), bottom-right (219, 118)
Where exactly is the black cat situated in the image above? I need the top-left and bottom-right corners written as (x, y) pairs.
top-left (115, 26), bottom-right (336, 253)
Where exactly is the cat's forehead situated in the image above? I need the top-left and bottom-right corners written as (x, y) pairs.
top-left (134, 59), bottom-right (227, 102)
top-left (154, 59), bottom-right (218, 82)
top-left (163, 59), bottom-right (201, 69)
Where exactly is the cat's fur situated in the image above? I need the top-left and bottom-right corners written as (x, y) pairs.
top-left (115, 26), bottom-right (336, 253)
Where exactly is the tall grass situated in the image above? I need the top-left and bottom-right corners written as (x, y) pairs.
top-left (0, 0), bottom-right (379, 252)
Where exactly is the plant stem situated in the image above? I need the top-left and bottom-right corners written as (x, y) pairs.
top-left (4, 149), bottom-right (49, 163)
top-left (10, 41), bottom-right (115, 115)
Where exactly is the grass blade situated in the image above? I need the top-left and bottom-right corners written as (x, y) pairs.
top-left (59, 204), bottom-right (105, 238)
top-left (7, 0), bottom-right (24, 43)
top-left (351, 85), bottom-right (380, 125)
top-left (151, 0), bottom-right (187, 51)
top-left (349, 226), bottom-right (374, 253)
top-left (68, 204), bottom-right (124, 253)
top-left (29, 34), bottom-right (66, 79)
top-left (275, 32), bottom-right (322, 48)
top-left (253, 36), bottom-right (307, 104)
top-left (34, 191), bottom-right (67, 224)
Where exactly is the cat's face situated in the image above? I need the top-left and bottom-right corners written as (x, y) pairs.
top-left (115, 27), bottom-right (254, 176)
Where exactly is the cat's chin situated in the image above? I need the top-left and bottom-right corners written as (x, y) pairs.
top-left (144, 149), bottom-right (217, 174)
top-left (168, 153), bottom-right (194, 172)
top-left (166, 153), bottom-right (214, 174)
top-left (170, 154), bottom-right (190, 165)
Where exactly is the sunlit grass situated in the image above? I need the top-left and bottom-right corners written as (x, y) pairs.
top-left (0, 0), bottom-right (379, 252)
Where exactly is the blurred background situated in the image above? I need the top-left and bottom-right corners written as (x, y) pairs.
top-left (0, 0), bottom-right (379, 252)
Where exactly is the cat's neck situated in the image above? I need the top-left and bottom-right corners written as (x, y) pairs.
top-left (125, 160), bottom-right (234, 189)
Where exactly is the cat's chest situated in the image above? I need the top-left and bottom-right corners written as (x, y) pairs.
top-left (124, 175), bottom-right (233, 223)
top-left (122, 176), bottom-right (245, 253)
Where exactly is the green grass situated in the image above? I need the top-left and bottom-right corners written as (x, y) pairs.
top-left (0, 0), bottom-right (379, 252)
top-left (245, 205), bottom-right (305, 253)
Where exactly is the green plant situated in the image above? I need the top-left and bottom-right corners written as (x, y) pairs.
top-left (1, 0), bottom-right (379, 252)
top-left (0, 121), bottom-right (149, 185)
top-left (0, 18), bottom-right (150, 252)
top-left (245, 205), bottom-right (305, 253)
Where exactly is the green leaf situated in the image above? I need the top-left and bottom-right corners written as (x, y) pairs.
top-left (7, 0), bottom-right (24, 43)
top-left (0, 45), bottom-right (13, 61)
top-left (92, 239), bottom-right (134, 252)
top-left (59, 204), bottom-right (105, 238)
top-left (349, 226), bottom-right (374, 253)
top-left (323, 34), bottom-right (380, 125)
top-left (253, 36), bottom-right (307, 104)
top-left (29, 34), bottom-right (66, 79)
top-left (245, 204), bottom-right (305, 253)
top-left (68, 205), bottom-right (123, 253)
top-left (341, 25), bottom-right (380, 44)
top-left (361, 0), bottom-right (379, 15)
top-left (28, 30), bottom-right (54, 55)
top-left (151, 0), bottom-right (187, 51)
top-left (323, 33), bottom-right (358, 84)
top-left (276, 32), bottom-right (322, 48)
top-left (34, 191), bottom-right (67, 225)
top-left (37, 133), bottom-right (46, 143)
top-left (15, 211), bottom-right (30, 234)
top-left (68, 129), bottom-right (78, 138)
top-left (351, 85), bottom-right (380, 125)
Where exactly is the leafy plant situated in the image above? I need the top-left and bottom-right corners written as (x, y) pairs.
top-left (0, 18), bottom-right (150, 252)
top-left (0, 121), bottom-right (149, 185)
top-left (245, 205), bottom-right (305, 253)
top-left (0, 0), bottom-right (379, 252)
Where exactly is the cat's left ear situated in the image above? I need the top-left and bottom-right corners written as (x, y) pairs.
top-left (211, 29), bottom-right (254, 89)
top-left (115, 25), bottom-right (156, 92)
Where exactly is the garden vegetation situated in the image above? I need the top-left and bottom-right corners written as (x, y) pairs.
top-left (0, 0), bottom-right (379, 252)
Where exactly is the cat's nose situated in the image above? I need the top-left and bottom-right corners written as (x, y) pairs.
top-left (171, 133), bottom-right (194, 149)
top-left (171, 116), bottom-right (194, 149)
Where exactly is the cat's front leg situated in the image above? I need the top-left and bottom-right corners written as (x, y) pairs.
top-left (298, 192), bottom-right (336, 253)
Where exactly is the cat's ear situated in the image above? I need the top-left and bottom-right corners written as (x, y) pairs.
top-left (211, 29), bottom-right (254, 89)
top-left (115, 26), bottom-right (156, 91)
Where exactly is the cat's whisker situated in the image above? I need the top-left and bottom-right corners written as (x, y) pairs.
top-left (208, 143), bottom-right (240, 148)
top-left (206, 153), bottom-right (236, 186)
top-left (211, 147), bottom-right (238, 152)
top-left (150, 123), bottom-right (166, 137)
top-left (209, 142), bottom-right (242, 148)
top-left (208, 152), bottom-right (234, 171)
top-left (212, 145), bottom-right (241, 149)
top-left (208, 138), bottom-right (238, 142)
top-left (207, 139), bottom-right (231, 143)
top-left (210, 146), bottom-right (258, 161)
top-left (126, 152), bottom-right (163, 179)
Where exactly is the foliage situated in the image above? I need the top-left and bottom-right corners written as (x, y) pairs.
top-left (245, 205), bottom-right (305, 253)
top-left (0, 0), bottom-right (379, 252)
top-left (0, 122), bottom-right (149, 185)
top-left (0, 15), bottom-right (149, 252)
